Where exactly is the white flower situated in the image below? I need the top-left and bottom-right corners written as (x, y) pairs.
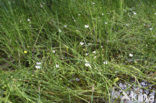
top-left (154, 13), bottom-right (156, 15)
top-left (105, 22), bottom-right (108, 24)
top-left (85, 62), bottom-right (91, 68)
top-left (27, 18), bottom-right (31, 22)
top-left (140, 82), bottom-right (146, 86)
top-left (56, 64), bottom-right (59, 68)
top-left (40, 4), bottom-right (43, 8)
top-left (94, 56), bottom-right (96, 59)
top-left (119, 83), bottom-right (123, 88)
top-left (103, 61), bottom-right (108, 64)
top-left (64, 25), bottom-right (67, 28)
top-left (133, 12), bottom-right (137, 15)
top-left (92, 2), bottom-right (95, 5)
top-left (75, 78), bottom-right (80, 81)
top-left (149, 27), bottom-right (153, 31)
top-left (92, 51), bottom-right (96, 54)
top-left (35, 62), bottom-right (42, 69)
top-left (80, 42), bottom-right (84, 45)
top-left (129, 53), bottom-right (133, 57)
top-left (58, 29), bottom-right (62, 33)
top-left (52, 50), bottom-right (56, 53)
top-left (35, 65), bottom-right (41, 69)
top-left (119, 83), bottom-right (126, 89)
top-left (84, 25), bottom-right (89, 28)
top-left (87, 43), bottom-right (92, 46)
top-left (102, 13), bottom-right (104, 16)
top-left (36, 62), bottom-right (41, 65)
top-left (125, 24), bottom-right (129, 26)
top-left (85, 53), bottom-right (89, 56)
top-left (78, 14), bottom-right (81, 16)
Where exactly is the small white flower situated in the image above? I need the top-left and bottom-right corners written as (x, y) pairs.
top-left (119, 83), bottom-right (124, 88)
top-left (125, 24), bottom-right (129, 26)
top-left (92, 2), bottom-right (95, 5)
top-left (85, 53), bottom-right (89, 56)
top-left (92, 51), bottom-right (96, 54)
top-left (149, 27), bottom-right (153, 31)
top-left (102, 13), bottom-right (104, 16)
top-left (80, 42), bottom-right (84, 45)
top-left (52, 50), bottom-right (56, 53)
top-left (105, 22), bottom-right (108, 24)
top-left (58, 29), bottom-right (62, 33)
top-left (129, 53), bottom-right (133, 57)
top-left (103, 61), bottom-right (108, 64)
top-left (35, 62), bottom-right (42, 69)
top-left (56, 64), bottom-right (59, 68)
top-left (154, 12), bottom-right (156, 15)
top-left (85, 62), bottom-right (91, 68)
top-left (133, 12), bottom-right (137, 15)
top-left (35, 65), bottom-right (41, 69)
top-left (40, 4), bottom-right (43, 8)
top-left (101, 46), bottom-right (103, 48)
top-left (36, 62), bottom-right (41, 65)
top-left (94, 56), bottom-right (96, 59)
top-left (87, 43), bottom-right (92, 46)
top-left (64, 25), bottom-right (67, 28)
top-left (75, 78), bottom-right (80, 81)
top-left (27, 18), bottom-right (30, 22)
top-left (140, 82), bottom-right (146, 86)
top-left (78, 14), bottom-right (81, 16)
top-left (84, 25), bottom-right (89, 28)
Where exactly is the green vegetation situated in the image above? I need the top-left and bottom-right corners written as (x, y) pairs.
top-left (0, 0), bottom-right (155, 102)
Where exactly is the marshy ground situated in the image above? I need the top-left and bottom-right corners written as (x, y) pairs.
top-left (0, 0), bottom-right (156, 103)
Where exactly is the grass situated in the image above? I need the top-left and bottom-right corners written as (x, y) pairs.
top-left (0, 0), bottom-right (156, 102)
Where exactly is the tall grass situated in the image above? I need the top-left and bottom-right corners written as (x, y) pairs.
top-left (0, 0), bottom-right (156, 102)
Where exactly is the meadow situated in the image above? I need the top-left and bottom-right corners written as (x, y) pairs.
top-left (0, 0), bottom-right (156, 102)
